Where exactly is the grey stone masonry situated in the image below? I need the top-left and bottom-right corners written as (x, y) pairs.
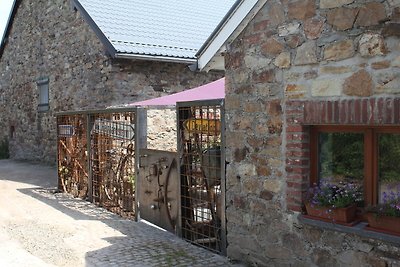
top-left (223, 0), bottom-right (400, 266)
top-left (0, 0), bottom-right (222, 163)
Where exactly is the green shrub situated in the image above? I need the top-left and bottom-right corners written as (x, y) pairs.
top-left (0, 138), bottom-right (9, 159)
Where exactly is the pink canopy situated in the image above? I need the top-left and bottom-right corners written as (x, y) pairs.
top-left (129, 77), bottom-right (225, 106)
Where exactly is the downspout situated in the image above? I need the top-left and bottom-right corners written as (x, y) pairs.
top-left (188, 61), bottom-right (198, 72)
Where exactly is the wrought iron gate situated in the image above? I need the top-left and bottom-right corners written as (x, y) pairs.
top-left (138, 149), bottom-right (179, 232)
top-left (57, 114), bottom-right (88, 198)
top-left (90, 111), bottom-right (137, 218)
top-left (177, 100), bottom-right (226, 255)
top-left (57, 102), bottom-right (227, 255)
top-left (56, 108), bottom-right (146, 219)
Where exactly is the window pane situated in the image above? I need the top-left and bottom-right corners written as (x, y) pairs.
top-left (39, 83), bottom-right (49, 105)
top-left (378, 133), bottom-right (400, 203)
top-left (318, 132), bottom-right (364, 188)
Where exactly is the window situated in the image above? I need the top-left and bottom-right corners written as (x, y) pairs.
top-left (37, 77), bottom-right (49, 112)
top-left (310, 126), bottom-right (400, 206)
top-left (9, 125), bottom-right (15, 139)
top-left (377, 133), bottom-right (400, 203)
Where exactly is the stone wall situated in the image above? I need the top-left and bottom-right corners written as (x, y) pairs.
top-left (224, 0), bottom-right (400, 265)
top-left (147, 108), bottom-right (177, 152)
top-left (0, 0), bottom-right (222, 163)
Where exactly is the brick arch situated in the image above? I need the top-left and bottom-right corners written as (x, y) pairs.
top-left (285, 97), bottom-right (400, 212)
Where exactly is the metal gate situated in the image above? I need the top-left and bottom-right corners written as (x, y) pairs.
top-left (57, 102), bottom-right (227, 254)
top-left (177, 100), bottom-right (226, 255)
top-left (57, 114), bottom-right (89, 198)
top-left (89, 111), bottom-right (137, 218)
top-left (138, 149), bottom-right (179, 232)
top-left (56, 108), bottom-right (146, 219)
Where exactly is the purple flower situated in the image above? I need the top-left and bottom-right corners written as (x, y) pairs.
top-left (306, 180), bottom-right (363, 209)
top-left (376, 187), bottom-right (400, 217)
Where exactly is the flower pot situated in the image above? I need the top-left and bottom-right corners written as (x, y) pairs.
top-left (366, 213), bottom-right (400, 236)
top-left (305, 203), bottom-right (357, 223)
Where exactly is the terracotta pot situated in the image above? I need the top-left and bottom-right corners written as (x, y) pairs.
top-left (305, 203), bottom-right (357, 223)
top-left (366, 213), bottom-right (400, 235)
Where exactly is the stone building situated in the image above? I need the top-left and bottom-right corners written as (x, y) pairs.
top-left (197, 0), bottom-right (400, 266)
top-left (0, 0), bottom-right (232, 163)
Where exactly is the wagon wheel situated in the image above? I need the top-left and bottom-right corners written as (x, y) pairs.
top-left (164, 158), bottom-right (178, 229)
top-left (102, 149), bottom-right (119, 206)
top-left (103, 163), bottom-right (116, 203)
top-left (118, 144), bottom-right (135, 212)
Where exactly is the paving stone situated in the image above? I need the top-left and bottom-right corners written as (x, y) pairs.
top-left (0, 160), bottom-right (242, 267)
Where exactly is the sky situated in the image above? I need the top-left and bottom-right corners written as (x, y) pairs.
top-left (0, 0), bottom-right (15, 44)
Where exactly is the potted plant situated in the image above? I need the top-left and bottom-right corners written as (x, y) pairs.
top-left (305, 182), bottom-right (363, 224)
top-left (366, 188), bottom-right (400, 235)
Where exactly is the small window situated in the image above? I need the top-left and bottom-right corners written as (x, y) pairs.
top-left (9, 125), bottom-right (15, 139)
top-left (37, 77), bottom-right (49, 112)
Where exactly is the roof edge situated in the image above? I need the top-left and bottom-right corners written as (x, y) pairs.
top-left (114, 53), bottom-right (197, 64)
top-left (0, 0), bottom-right (20, 59)
top-left (72, 0), bottom-right (117, 57)
top-left (196, 0), bottom-right (242, 58)
top-left (73, 0), bottom-right (202, 63)
top-left (196, 0), bottom-right (268, 71)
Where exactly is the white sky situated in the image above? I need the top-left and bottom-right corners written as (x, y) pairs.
top-left (0, 0), bottom-right (16, 44)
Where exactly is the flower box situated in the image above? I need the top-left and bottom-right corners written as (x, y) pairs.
top-left (305, 203), bottom-right (357, 224)
top-left (366, 213), bottom-right (400, 236)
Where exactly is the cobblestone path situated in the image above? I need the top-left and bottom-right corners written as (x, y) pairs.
top-left (0, 160), bottom-right (240, 267)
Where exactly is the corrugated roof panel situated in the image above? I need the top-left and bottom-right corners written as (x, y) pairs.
top-left (77, 0), bottom-right (236, 59)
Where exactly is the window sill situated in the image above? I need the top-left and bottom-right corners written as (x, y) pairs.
top-left (299, 215), bottom-right (400, 246)
top-left (38, 104), bottom-right (49, 112)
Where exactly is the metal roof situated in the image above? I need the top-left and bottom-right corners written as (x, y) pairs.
top-left (0, 0), bottom-right (18, 57)
top-left (196, 0), bottom-right (268, 71)
top-left (75, 0), bottom-right (236, 61)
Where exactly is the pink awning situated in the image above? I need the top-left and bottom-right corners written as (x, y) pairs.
top-left (129, 77), bottom-right (225, 106)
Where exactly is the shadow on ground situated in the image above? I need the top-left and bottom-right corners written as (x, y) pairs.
top-left (2, 159), bottom-right (234, 267)
top-left (0, 159), bottom-right (57, 188)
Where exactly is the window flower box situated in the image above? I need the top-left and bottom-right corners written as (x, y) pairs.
top-left (304, 182), bottom-right (362, 225)
top-left (365, 187), bottom-right (400, 236)
top-left (365, 213), bottom-right (400, 236)
top-left (305, 203), bottom-right (357, 224)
